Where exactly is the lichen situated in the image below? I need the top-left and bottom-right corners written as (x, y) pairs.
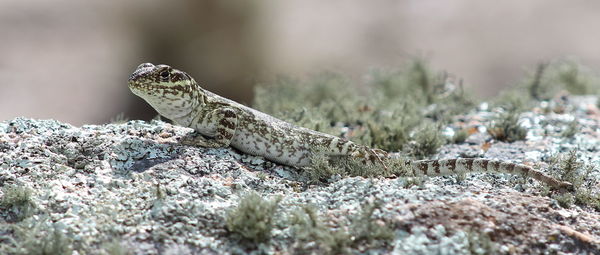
top-left (225, 191), bottom-right (281, 244)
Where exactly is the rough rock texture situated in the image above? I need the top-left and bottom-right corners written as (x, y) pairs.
top-left (0, 96), bottom-right (599, 254)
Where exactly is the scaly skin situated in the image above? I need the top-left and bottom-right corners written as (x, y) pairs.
top-left (128, 63), bottom-right (573, 190)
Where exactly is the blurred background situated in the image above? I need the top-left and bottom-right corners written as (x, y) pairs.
top-left (1, 0), bottom-right (599, 125)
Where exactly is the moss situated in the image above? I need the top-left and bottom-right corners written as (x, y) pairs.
top-left (497, 60), bottom-right (600, 109)
top-left (408, 123), bottom-right (446, 159)
top-left (306, 146), bottom-right (411, 183)
top-left (305, 146), bottom-right (346, 183)
top-left (402, 177), bottom-right (425, 188)
top-left (370, 67), bottom-right (427, 104)
top-left (101, 239), bottom-right (130, 255)
top-left (573, 190), bottom-right (600, 211)
top-left (493, 90), bottom-right (530, 113)
top-left (547, 151), bottom-right (600, 210)
top-left (466, 231), bottom-right (497, 255)
top-left (256, 172), bottom-right (268, 181)
top-left (253, 59), bottom-right (474, 156)
top-left (289, 201), bottom-right (394, 254)
top-left (4, 219), bottom-right (73, 255)
top-left (226, 191), bottom-right (281, 243)
top-left (561, 119), bottom-right (578, 138)
top-left (348, 201), bottom-right (395, 245)
top-left (487, 110), bottom-right (527, 143)
top-left (571, 174), bottom-right (599, 210)
top-left (289, 205), bottom-right (351, 254)
top-left (554, 192), bottom-right (576, 208)
top-left (369, 60), bottom-right (474, 123)
top-left (364, 109), bottom-right (418, 152)
top-left (0, 184), bottom-right (36, 222)
top-left (555, 61), bottom-right (596, 95)
top-left (556, 150), bottom-right (581, 186)
top-left (384, 156), bottom-right (413, 177)
top-left (528, 62), bottom-right (549, 101)
top-left (253, 73), bottom-right (358, 132)
top-left (451, 128), bottom-right (470, 144)
top-left (342, 157), bottom-right (386, 179)
top-left (40, 227), bottom-right (73, 255)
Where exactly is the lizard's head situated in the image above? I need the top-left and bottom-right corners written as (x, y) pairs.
top-left (128, 63), bottom-right (200, 120)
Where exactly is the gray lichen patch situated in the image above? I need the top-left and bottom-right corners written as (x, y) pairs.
top-left (0, 112), bottom-right (599, 254)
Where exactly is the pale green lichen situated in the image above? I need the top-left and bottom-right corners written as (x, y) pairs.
top-left (4, 218), bottom-right (72, 255)
top-left (289, 201), bottom-right (394, 255)
top-left (487, 110), bottom-right (527, 143)
top-left (226, 192), bottom-right (281, 243)
top-left (547, 151), bottom-right (600, 210)
top-left (0, 184), bottom-right (36, 222)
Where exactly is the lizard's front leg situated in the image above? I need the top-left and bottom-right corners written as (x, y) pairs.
top-left (181, 108), bottom-right (238, 148)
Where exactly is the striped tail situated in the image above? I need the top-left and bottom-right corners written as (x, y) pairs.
top-left (410, 158), bottom-right (573, 190)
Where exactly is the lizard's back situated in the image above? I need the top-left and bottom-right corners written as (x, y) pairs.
top-left (197, 91), bottom-right (353, 166)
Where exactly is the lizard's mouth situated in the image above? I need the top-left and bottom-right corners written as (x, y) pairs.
top-left (127, 79), bottom-right (156, 96)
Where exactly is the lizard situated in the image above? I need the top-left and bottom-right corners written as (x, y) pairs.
top-left (128, 63), bottom-right (573, 190)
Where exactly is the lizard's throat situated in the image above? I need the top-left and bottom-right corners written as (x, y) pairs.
top-left (140, 93), bottom-right (198, 122)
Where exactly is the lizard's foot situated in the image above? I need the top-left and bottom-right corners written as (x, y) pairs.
top-left (180, 132), bottom-right (225, 148)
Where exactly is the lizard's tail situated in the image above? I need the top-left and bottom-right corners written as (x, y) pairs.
top-left (409, 158), bottom-right (573, 191)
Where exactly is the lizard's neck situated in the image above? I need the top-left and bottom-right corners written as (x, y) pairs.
top-left (170, 88), bottom-right (205, 127)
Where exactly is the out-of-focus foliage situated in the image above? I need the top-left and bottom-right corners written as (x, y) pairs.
top-left (253, 59), bottom-right (474, 155)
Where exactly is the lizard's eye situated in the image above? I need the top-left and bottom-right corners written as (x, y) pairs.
top-left (159, 70), bottom-right (170, 80)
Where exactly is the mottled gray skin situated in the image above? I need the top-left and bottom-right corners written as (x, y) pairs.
top-left (128, 63), bottom-right (573, 190)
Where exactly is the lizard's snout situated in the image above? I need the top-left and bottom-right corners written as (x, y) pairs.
top-left (128, 63), bottom-right (155, 82)
top-left (136, 63), bottom-right (155, 70)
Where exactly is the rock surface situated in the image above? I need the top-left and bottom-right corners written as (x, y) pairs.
top-left (0, 97), bottom-right (599, 254)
